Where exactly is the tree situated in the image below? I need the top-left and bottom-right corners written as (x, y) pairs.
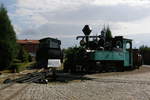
top-left (0, 4), bottom-right (17, 69)
top-left (139, 45), bottom-right (150, 51)
top-left (17, 46), bottom-right (29, 63)
top-left (101, 25), bottom-right (113, 40)
top-left (105, 26), bottom-right (112, 41)
top-left (63, 46), bottom-right (86, 72)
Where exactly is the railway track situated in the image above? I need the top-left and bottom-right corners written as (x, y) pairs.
top-left (2, 69), bottom-right (54, 84)
top-left (13, 72), bottom-right (46, 83)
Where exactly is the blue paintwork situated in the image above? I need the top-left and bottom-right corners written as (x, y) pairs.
top-left (90, 39), bottom-right (133, 67)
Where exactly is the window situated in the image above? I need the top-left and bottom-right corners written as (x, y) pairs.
top-left (126, 42), bottom-right (130, 49)
top-left (116, 41), bottom-right (122, 48)
top-left (49, 41), bottom-right (60, 48)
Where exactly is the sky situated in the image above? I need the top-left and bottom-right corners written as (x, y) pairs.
top-left (0, 0), bottom-right (150, 48)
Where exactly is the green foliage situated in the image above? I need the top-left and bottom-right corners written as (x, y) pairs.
top-left (17, 46), bottom-right (30, 63)
top-left (101, 25), bottom-right (113, 41)
top-left (11, 62), bottom-right (34, 73)
top-left (0, 41), bottom-right (13, 67)
top-left (13, 59), bottom-right (21, 63)
top-left (63, 46), bottom-right (85, 72)
top-left (28, 55), bottom-right (32, 62)
top-left (139, 45), bottom-right (150, 51)
top-left (0, 4), bottom-right (17, 69)
top-left (105, 26), bottom-right (112, 40)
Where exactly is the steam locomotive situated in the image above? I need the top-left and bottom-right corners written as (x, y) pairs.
top-left (65, 25), bottom-right (142, 73)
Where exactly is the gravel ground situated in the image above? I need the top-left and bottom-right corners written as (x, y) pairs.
top-left (1, 66), bottom-right (150, 100)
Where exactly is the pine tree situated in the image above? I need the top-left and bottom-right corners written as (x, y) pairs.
top-left (0, 4), bottom-right (17, 69)
top-left (101, 25), bottom-right (113, 41)
top-left (105, 26), bottom-right (112, 41)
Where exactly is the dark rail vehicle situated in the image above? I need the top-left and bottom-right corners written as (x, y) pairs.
top-left (36, 37), bottom-right (63, 68)
top-left (65, 25), bottom-right (142, 73)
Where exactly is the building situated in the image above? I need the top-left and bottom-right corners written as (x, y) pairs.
top-left (17, 39), bottom-right (40, 57)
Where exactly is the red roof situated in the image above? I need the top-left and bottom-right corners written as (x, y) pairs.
top-left (17, 39), bottom-right (40, 44)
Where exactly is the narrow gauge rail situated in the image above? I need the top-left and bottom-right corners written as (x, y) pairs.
top-left (3, 69), bottom-right (55, 84)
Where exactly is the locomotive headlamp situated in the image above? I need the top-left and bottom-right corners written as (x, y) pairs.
top-left (82, 25), bottom-right (92, 36)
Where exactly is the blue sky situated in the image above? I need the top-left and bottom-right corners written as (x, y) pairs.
top-left (1, 0), bottom-right (150, 48)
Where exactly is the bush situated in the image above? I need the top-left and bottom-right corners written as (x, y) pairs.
top-left (63, 46), bottom-right (86, 72)
top-left (10, 63), bottom-right (20, 73)
top-left (17, 46), bottom-right (30, 62)
top-left (28, 55), bottom-right (32, 62)
top-left (10, 62), bottom-right (34, 73)
top-left (13, 59), bottom-right (21, 63)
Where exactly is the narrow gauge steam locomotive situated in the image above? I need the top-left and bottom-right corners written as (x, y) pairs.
top-left (36, 37), bottom-right (63, 69)
top-left (66, 25), bottom-right (142, 73)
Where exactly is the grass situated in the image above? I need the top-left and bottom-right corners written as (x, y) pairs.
top-left (11, 62), bottom-right (35, 73)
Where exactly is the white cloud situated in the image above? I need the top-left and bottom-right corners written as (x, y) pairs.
top-left (13, 24), bottom-right (22, 35)
top-left (46, 34), bottom-right (77, 39)
top-left (16, 0), bottom-right (150, 12)
top-left (15, 8), bottom-right (33, 16)
top-left (113, 16), bottom-right (150, 35)
top-left (30, 15), bottom-right (48, 26)
top-left (16, 0), bottom-right (150, 19)
top-left (15, 0), bottom-right (150, 24)
top-left (16, 0), bottom-right (86, 13)
top-left (11, 0), bottom-right (150, 47)
top-left (93, 0), bottom-right (150, 7)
